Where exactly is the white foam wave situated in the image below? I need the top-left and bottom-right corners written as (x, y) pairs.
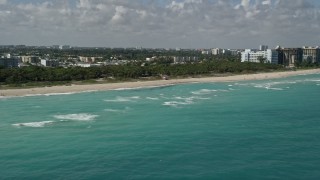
top-left (105, 107), bottom-right (131, 113)
top-left (174, 96), bottom-right (209, 101)
top-left (266, 87), bottom-right (284, 91)
top-left (146, 97), bottom-right (159, 100)
top-left (19, 90), bottom-right (98, 98)
top-left (192, 89), bottom-right (229, 95)
top-left (163, 96), bottom-right (195, 107)
top-left (163, 101), bottom-right (193, 107)
top-left (104, 109), bottom-right (121, 112)
top-left (114, 84), bottom-right (175, 91)
top-left (305, 79), bottom-right (320, 82)
top-left (12, 121), bottom-right (54, 128)
top-left (53, 113), bottom-right (98, 121)
top-left (0, 96), bottom-right (9, 100)
top-left (104, 96), bottom-right (140, 102)
top-left (191, 89), bottom-right (218, 95)
top-left (252, 81), bottom-right (297, 90)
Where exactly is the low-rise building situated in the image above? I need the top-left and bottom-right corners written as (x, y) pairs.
top-left (173, 56), bottom-right (199, 64)
top-left (79, 56), bottom-right (103, 63)
top-left (76, 62), bottom-right (102, 67)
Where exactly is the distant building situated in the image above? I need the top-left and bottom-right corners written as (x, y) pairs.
top-left (59, 45), bottom-right (71, 50)
top-left (260, 45), bottom-right (268, 51)
top-left (51, 45), bottom-right (60, 49)
top-left (20, 56), bottom-right (39, 64)
top-left (0, 57), bottom-right (19, 68)
top-left (229, 49), bottom-right (240, 56)
top-left (201, 50), bottom-right (210, 55)
top-left (76, 62), bottom-right (101, 67)
top-left (173, 56), bottom-right (199, 64)
top-left (223, 49), bottom-right (232, 55)
top-left (41, 59), bottom-right (59, 67)
top-left (241, 49), bottom-right (278, 64)
top-left (212, 48), bottom-right (222, 55)
top-left (79, 56), bottom-right (103, 63)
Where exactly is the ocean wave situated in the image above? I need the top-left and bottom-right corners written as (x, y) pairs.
top-left (12, 121), bottom-right (54, 128)
top-left (146, 97), bottom-right (159, 100)
top-left (18, 90), bottom-right (98, 98)
top-left (0, 96), bottom-right (9, 100)
top-left (305, 79), bottom-right (320, 82)
top-left (266, 87), bottom-right (284, 91)
top-left (174, 96), bottom-right (193, 100)
top-left (191, 89), bottom-right (218, 95)
top-left (104, 96), bottom-right (140, 102)
top-left (114, 87), bottom-right (143, 91)
top-left (114, 84), bottom-right (175, 91)
top-left (163, 100), bottom-right (194, 108)
top-left (251, 81), bottom-right (298, 91)
top-left (191, 89), bottom-right (228, 95)
top-left (163, 96), bottom-right (195, 107)
top-left (174, 96), bottom-right (210, 101)
top-left (53, 113), bottom-right (99, 121)
top-left (104, 109), bottom-right (121, 112)
top-left (104, 107), bottom-right (130, 113)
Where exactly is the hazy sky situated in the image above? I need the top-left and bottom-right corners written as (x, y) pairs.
top-left (1, 0), bottom-right (320, 49)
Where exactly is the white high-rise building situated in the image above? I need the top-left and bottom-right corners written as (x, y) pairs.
top-left (241, 49), bottom-right (278, 64)
top-left (260, 45), bottom-right (268, 51)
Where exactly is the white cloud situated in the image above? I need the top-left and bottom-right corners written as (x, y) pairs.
top-left (0, 0), bottom-right (319, 48)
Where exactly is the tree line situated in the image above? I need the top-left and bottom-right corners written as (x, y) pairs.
top-left (0, 61), bottom-right (283, 84)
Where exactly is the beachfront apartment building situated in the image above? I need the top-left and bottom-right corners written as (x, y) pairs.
top-left (241, 49), bottom-right (278, 64)
top-left (302, 46), bottom-right (320, 63)
top-left (276, 48), bottom-right (303, 67)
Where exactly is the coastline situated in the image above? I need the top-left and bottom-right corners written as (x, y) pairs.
top-left (1, 69), bottom-right (319, 97)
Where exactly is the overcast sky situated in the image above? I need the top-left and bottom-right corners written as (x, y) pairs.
top-left (1, 0), bottom-right (320, 49)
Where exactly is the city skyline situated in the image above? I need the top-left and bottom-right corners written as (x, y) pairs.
top-left (1, 0), bottom-right (320, 49)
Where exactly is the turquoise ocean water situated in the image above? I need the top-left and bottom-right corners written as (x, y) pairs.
top-left (1, 73), bottom-right (320, 179)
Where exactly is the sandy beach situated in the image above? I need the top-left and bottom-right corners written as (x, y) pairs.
top-left (1, 69), bottom-right (319, 97)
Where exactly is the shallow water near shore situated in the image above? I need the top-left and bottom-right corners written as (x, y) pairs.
top-left (1, 73), bottom-right (320, 179)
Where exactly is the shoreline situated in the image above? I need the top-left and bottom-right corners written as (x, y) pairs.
top-left (1, 69), bottom-right (319, 97)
